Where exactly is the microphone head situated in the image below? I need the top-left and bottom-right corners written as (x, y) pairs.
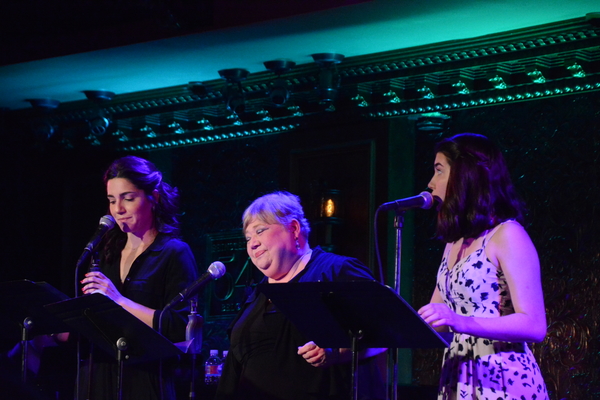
top-left (208, 261), bottom-right (226, 279)
top-left (99, 215), bottom-right (116, 229)
top-left (419, 191), bottom-right (434, 209)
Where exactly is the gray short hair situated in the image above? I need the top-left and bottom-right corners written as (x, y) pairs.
top-left (242, 191), bottom-right (311, 238)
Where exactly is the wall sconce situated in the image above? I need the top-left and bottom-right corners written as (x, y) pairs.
top-left (312, 53), bottom-right (344, 103)
top-left (188, 81), bottom-right (208, 96)
top-left (224, 87), bottom-right (245, 114)
top-left (88, 113), bottom-right (111, 136)
top-left (586, 12), bottom-right (600, 26)
top-left (320, 189), bottom-right (341, 219)
top-left (83, 90), bottom-right (115, 138)
top-left (264, 60), bottom-right (296, 107)
top-left (31, 120), bottom-right (57, 143)
top-left (267, 78), bottom-right (291, 106)
top-left (26, 98), bottom-right (61, 110)
top-left (82, 90), bottom-right (115, 102)
top-left (319, 189), bottom-right (342, 252)
top-left (26, 98), bottom-right (60, 143)
top-left (218, 68), bottom-right (249, 114)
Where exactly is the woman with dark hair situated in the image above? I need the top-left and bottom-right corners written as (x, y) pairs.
top-left (216, 191), bottom-right (386, 400)
top-left (418, 133), bottom-right (549, 399)
top-left (79, 155), bottom-right (198, 399)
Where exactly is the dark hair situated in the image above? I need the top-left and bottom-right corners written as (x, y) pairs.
top-left (434, 133), bottom-right (524, 242)
top-left (102, 156), bottom-right (180, 261)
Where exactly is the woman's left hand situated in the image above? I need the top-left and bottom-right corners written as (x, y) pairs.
top-left (298, 341), bottom-right (330, 367)
top-left (418, 302), bottom-right (463, 331)
top-left (81, 271), bottom-right (123, 303)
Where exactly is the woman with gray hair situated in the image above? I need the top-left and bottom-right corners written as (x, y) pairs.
top-left (216, 191), bottom-right (385, 400)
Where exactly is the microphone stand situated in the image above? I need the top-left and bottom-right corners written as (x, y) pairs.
top-left (73, 253), bottom-right (100, 400)
top-left (389, 211), bottom-right (405, 400)
top-left (20, 317), bottom-right (34, 384)
top-left (393, 212), bottom-right (405, 311)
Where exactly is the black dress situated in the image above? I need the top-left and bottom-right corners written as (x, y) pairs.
top-left (78, 233), bottom-right (198, 400)
top-left (216, 247), bottom-right (384, 400)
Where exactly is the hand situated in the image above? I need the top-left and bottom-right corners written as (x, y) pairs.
top-left (297, 341), bottom-right (331, 368)
top-left (418, 302), bottom-right (462, 332)
top-left (81, 271), bottom-right (123, 303)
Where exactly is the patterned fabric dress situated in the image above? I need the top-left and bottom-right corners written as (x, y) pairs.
top-left (435, 221), bottom-right (549, 400)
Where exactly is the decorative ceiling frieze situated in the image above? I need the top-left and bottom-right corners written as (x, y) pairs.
top-left (6, 15), bottom-right (600, 151)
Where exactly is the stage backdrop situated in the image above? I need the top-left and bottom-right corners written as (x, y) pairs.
top-left (0, 89), bottom-right (598, 400)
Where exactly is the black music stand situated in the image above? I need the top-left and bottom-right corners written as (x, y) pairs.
top-left (0, 280), bottom-right (71, 383)
top-left (258, 280), bottom-right (451, 400)
top-left (44, 293), bottom-right (182, 400)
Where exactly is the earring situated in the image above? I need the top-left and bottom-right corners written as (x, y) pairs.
top-left (295, 237), bottom-right (300, 249)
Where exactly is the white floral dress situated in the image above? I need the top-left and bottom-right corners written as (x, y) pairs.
top-left (436, 221), bottom-right (549, 400)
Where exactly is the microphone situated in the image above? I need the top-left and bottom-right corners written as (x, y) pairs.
top-left (378, 191), bottom-right (434, 212)
top-left (75, 215), bottom-right (116, 269)
top-left (164, 262), bottom-right (226, 310)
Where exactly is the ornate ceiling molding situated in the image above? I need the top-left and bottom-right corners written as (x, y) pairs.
top-left (7, 15), bottom-right (600, 151)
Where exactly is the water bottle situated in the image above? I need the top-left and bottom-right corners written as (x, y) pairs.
top-left (185, 299), bottom-right (203, 354)
top-left (204, 349), bottom-right (221, 385)
top-left (217, 350), bottom-right (228, 376)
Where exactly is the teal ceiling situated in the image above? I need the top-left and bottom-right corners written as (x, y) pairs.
top-left (0, 0), bottom-right (597, 110)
